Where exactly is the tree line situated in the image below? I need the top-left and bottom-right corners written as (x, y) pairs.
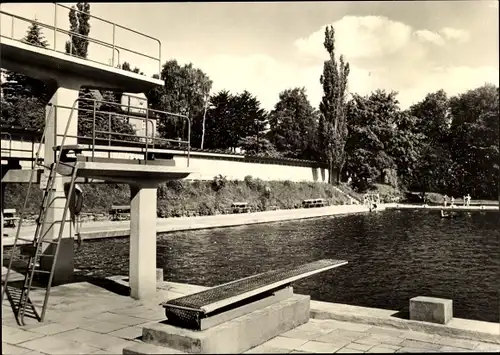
top-left (1, 3), bottom-right (498, 199)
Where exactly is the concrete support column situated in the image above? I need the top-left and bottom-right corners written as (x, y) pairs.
top-left (129, 182), bottom-right (158, 300)
top-left (39, 84), bottom-right (79, 285)
top-left (1, 182), bottom-right (5, 268)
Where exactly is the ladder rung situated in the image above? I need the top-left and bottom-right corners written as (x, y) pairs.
top-left (18, 237), bottom-right (35, 243)
top-left (33, 269), bottom-right (50, 274)
top-left (40, 240), bottom-right (59, 244)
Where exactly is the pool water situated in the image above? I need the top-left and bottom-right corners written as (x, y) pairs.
top-left (74, 209), bottom-right (500, 322)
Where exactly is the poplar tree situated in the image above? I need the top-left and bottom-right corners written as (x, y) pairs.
top-left (65, 2), bottom-right (91, 58)
top-left (318, 25), bottom-right (350, 184)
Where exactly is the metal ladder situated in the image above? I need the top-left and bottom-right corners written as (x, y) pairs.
top-left (1, 102), bottom-right (80, 326)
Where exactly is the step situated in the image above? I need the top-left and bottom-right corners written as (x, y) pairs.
top-left (123, 342), bottom-right (185, 355)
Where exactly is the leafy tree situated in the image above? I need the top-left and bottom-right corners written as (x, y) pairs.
top-left (238, 136), bottom-right (280, 158)
top-left (1, 22), bottom-right (50, 129)
top-left (410, 89), bottom-right (450, 143)
top-left (201, 90), bottom-right (236, 150)
top-left (268, 87), bottom-right (318, 159)
top-left (344, 90), bottom-right (399, 190)
top-left (146, 60), bottom-right (212, 145)
top-left (200, 90), bottom-right (268, 151)
top-left (388, 111), bottom-right (425, 189)
top-left (65, 2), bottom-right (91, 58)
top-left (408, 90), bottom-right (452, 192)
top-left (232, 91), bottom-right (268, 151)
top-left (318, 25), bottom-right (350, 184)
top-left (448, 84), bottom-right (499, 198)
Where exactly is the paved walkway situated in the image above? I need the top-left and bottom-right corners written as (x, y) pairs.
top-left (2, 275), bottom-right (499, 354)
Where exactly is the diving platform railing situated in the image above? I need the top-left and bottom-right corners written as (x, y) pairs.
top-left (53, 97), bottom-right (191, 166)
top-left (0, 2), bottom-right (161, 76)
top-left (1, 130), bottom-right (40, 169)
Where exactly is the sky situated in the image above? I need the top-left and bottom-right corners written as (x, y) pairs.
top-left (1, 1), bottom-right (499, 111)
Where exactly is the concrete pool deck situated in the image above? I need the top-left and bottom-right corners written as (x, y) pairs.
top-left (2, 271), bottom-right (499, 354)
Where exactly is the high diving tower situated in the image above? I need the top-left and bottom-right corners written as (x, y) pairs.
top-left (1, 3), bottom-right (194, 324)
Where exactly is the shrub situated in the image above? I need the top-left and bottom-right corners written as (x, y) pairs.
top-left (211, 174), bottom-right (227, 192)
top-left (166, 179), bottom-right (185, 193)
top-left (198, 201), bottom-right (214, 216)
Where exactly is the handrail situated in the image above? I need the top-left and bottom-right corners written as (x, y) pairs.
top-left (0, 11), bottom-right (121, 67)
top-left (54, 2), bottom-right (161, 73)
top-left (0, 2), bottom-right (162, 76)
top-left (54, 97), bottom-right (191, 166)
top-left (1, 132), bottom-right (12, 158)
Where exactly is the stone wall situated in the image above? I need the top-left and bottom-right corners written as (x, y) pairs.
top-left (1, 139), bottom-right (332, 183)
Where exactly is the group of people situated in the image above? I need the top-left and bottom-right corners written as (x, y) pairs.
top-left (442, 194), bottom-right (472, 207)
top-left (363, 193), bottom-right (380, 212)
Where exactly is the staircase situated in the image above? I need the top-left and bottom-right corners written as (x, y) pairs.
top-left (333, 185), bottom-right (361, 205)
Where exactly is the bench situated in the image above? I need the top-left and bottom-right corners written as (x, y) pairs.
top-left (110, 205), bottom-right (130, 221)
top-left (302, 198), bottom-right (328, 208)
top-left (161, 259), bottom-right (347, 330)
top-left (3, 208), bottom-right (19, 228)
top-left (230, 202), bottom-right (252, 214)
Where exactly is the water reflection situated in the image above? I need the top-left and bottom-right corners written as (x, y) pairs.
top-left (74, 210), bottom-right (499, 322)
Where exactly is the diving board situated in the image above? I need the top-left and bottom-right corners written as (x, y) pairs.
top-left (161, 259), bottom-right (347, 330)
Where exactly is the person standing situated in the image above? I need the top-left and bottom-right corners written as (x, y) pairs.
top-left (443, 195), bottom-right (448, 207)
top-left (466, 193), bottom-right (471, 206)
top-left (450, 196), bottom-right (455, 207)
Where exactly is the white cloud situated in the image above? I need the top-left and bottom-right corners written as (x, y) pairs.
top-left (440, 27), bottom-right (470, 43)
top-left (414, 30), bottom-right (446, 46)
top-left (294, 16), bottom-right (412, 60)
top-left (197, 15), bottom-right (497, 112)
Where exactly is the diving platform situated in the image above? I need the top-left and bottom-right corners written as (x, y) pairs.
top-left (57, 155), bottom-right (195, 184)
top-left (0, 37), bottom-right (163, 93)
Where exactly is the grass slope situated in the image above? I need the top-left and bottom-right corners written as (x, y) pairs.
top-left (4, 176), bottom-right (358, 217)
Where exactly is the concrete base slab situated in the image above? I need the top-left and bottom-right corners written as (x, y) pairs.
top-left (136, 294), bottom-right (310, 354)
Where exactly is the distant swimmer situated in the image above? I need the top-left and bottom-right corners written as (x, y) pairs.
top-left (440, 209), bottom-right (456, 219)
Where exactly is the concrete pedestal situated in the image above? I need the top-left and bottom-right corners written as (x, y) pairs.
top-left (129, 183), bottom-right (158, 300)
top-left (410, 296), bottom-right (453, 325)
top-left (124, 294), bottom-right (310, 354)
top-left (1, 182), bottom-right (4, 266)
top-left (39, 85), bottom-right (79, 285)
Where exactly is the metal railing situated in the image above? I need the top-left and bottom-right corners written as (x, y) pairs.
top-left (0, 131), bottom-right (38, 168)
top-left (54, 97), bottom-right (191, 166)
top-left (0, 2), bottom-right (161, 76)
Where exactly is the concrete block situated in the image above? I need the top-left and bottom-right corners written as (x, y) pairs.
top-left (141, 294), bottom-right (310, 354)
top-left (409, 296), bottom-right (453, 325)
